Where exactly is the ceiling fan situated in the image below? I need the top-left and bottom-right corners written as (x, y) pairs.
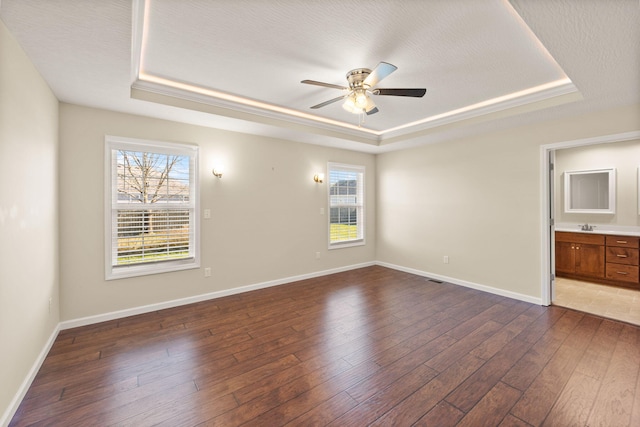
top-left (301, 62), bottom-right (426, 115)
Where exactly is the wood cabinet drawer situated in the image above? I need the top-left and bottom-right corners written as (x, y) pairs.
top-left (605, 263), bottom-right (639, 283)
top-left (606, 247), bottom-right (639, 265)
top-left (605, 235), bottom-right (639, 248)
top-left (556, 231), bottom-right (604, 245)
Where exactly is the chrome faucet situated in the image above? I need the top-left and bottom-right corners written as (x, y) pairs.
top-left (580, 223), bottom-right (595, 231)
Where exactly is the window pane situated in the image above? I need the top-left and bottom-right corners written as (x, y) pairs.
top-left (329, 207), bottom-right (359, 242)
top-left (116, 150), bottom-right (191, 204)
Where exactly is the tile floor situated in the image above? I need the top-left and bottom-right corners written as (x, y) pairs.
top-left (554, 277), bottom-right (640, 325)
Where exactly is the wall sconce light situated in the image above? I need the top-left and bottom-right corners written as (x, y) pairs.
top-left (212, 166), bottom-right (223, 178)
top-left (313, 173), bottom-right (324, 183)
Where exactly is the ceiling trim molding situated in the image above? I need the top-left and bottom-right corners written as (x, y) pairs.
top-left (381, 79), bottom-right (579, 140)
top-left (131, 72), bottom-right (580, 147)
top-left (131, 77), bottom-right (381, 143)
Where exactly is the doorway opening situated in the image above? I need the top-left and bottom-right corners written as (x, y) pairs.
top-left (541, 131), bottom-right (640, 324)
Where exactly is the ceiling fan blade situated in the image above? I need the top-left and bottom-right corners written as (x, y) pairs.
top-left (310, 95), bottom-right (347, 109)
top-left (363, 62), bottom-right (397, 88)
top-left (365, 107), bottom-right (379, 116)
top-left (301, 80), bottom-right (348, 91)
top-left (375, 88), bottom-right (427, 97)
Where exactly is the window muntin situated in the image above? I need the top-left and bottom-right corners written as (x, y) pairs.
top-left (328, 163), bottom-right (365, 248)
top-left (105, 136), bottom-right (199, 279)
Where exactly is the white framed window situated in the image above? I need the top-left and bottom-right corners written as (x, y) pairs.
top-left (328, 162), bottom-right (365, 248)
top-left (105, 136), bottom-right (199, 280)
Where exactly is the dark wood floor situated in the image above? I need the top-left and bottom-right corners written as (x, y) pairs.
top-left (10, 266), bottom-right (640, 426)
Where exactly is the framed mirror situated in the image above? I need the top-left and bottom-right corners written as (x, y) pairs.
top-left (564, 168), bottom-right (616, 214)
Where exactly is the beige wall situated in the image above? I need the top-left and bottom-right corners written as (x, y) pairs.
top-left (376, 105), bottom-right (640, 300)
top-left (0, 21), bottom-right (59, 424)
top-left (59, 104), bottom-right (376, 321)
top-left (555, 139), bottom-right (640, 227)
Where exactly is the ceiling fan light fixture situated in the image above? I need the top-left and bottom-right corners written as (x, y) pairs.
top-left (355, 90), bottom-right (368, 108)
top-left (342, 93), bottom-right (361, 114)
top-left (343, 90), bottom-right (371, 114)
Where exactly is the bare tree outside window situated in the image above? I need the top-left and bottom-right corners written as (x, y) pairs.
top-left (115, 150), bottom-right (191, 264)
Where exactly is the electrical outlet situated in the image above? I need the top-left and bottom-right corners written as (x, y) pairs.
top-left (204, 267), bottom-right (212, 277)
top-left (316, 252), bottom-right (321, 259)
top-left (443, 256), bottom-right (449, 264)
top-left (320, 208), bottom-right (324, 215)
top-left (49, 297), bottom-right (52, 313)
top-left (204, 209), bottom-right (211, 219)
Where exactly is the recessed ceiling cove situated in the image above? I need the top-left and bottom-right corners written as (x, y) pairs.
top-left (131, 0), bottom-right (578, 144)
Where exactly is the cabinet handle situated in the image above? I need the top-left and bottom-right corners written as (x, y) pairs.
top-left (616, 271), bottom-right (629, 275)
top-left (616, 240), bottom-right (628, 244)
top-left (616, 254), bottom-right (628, 258)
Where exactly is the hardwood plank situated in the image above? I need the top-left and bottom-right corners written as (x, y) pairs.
top-left (509, 314), bottom-right (602, 426)
top-left (501, 309), bottom-right (584, 391)
top-left (115, 386), bottom-right (237, 427)
top-left (413, 401), bottom-right (465, 427)
top-left (204, 360), bottom-right (381, 426)
top-left (498, 414), bottom-right (533, 427)
top-left (9, 266), bottom-right (640, 427)
top-left (445, 334), bottom-right (532, 412)
top-left (282, 391), bottom-right (358, 426)
top-left (253, 360), bottom-right (381, 426)
top-left (232, 356), bottom-right (352, 405)
top-left (425, 320), bottom-right (504, 372)
top-left (456, 381), bottom-right (522, 427)
top-left (345, 334), bottom-right (455, 403)
top-left (13, 378), bottom-right (198, 427)
top-left (631, 353), bottom-right (640, 426)
top-left (329, 364), bottom-right (437, 426)
top-left (573, 318), bottom-right (623, 380)
top-left (586, 324), bottom-right (640, 426)
top-left (233, 361), bottom-right (358, 426)
top-left (513, 305), bottom-right (565, 345)
top-left (541, 372), bottom-right (600, 427)
top-left (370, 353), bottom-right (485, 426)
top-left (195, 353), bottom-right (301, 395)
top-left (342, 312), bottom-right (457, 367)
top-left (469, 306), bottom-right (545, 361)
top-left (19, 348), bottom-right (172, 411)
top-left (368, 316), bottom-right (464, 368)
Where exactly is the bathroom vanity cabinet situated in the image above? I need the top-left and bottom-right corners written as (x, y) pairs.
top-left (556, 231), bottom-right (640, 289)
top-left (555, 232), bottom-right (605, 279)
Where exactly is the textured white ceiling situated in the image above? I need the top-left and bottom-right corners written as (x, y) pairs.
top-left (1, 0), bottom-right (638, 152)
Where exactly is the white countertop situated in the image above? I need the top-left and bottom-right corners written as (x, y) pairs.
top-left (555, 223), bottom-right (640, 237)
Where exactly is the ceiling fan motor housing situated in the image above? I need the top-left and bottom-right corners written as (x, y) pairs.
top-left (346, 68), bottom-right (372, 90)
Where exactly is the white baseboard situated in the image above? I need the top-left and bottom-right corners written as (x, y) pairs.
top-left (1, 323), bottom-right (60, 427)
top-left (59, 261), bottom-right (376, 330)
top-left (376, 261), bottom-right (543, 305)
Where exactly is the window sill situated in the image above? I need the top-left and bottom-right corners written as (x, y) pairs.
top-left (106, 257), bottom-right (199, 280)
top-left (329, 239), bottom-right (365, 250)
